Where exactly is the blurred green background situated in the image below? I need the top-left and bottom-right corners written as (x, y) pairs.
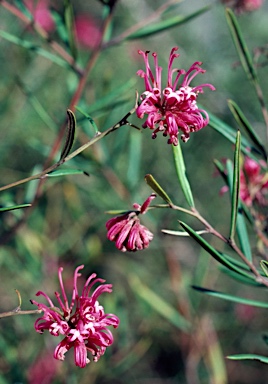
top-left (1, 0), bottom-right (268, 383)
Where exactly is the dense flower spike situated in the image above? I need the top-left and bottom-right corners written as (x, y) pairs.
top-left (106, 194), bottom-right (156, 252)
top-left (31, 265), bottom-right (119, 368)
top-left (136, 47), bottom-right (215, 145)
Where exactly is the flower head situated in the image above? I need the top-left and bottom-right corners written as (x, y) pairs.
top-left (106, 194), bottom-right (156, 252)
top-left (31, 265), bottom-right (119, 368)
top-left (74, 14), bottom-right (101, 49)
top-left (25, 0), bottom-right (55, 32)
top-left (136, 47), bottom-right (215, 145)
top-left (221, 0), bottom-right (263, 13)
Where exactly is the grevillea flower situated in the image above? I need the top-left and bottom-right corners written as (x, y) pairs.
top-left (136, 47), bottom-right (215, 145)
top-left (74, 14), bottom-right (101, 49)
top-left (31, 265), bottom-right (119, 368)
top-left (106, 194), bottom-right (156, 252)
top-left (25, 0), bottom-right (55, 32)
top-left (220, 157), bottom-right (268, 206)
top-left (221, 0), bottom-right (263, 13)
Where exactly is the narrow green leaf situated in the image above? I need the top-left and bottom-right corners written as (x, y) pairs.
top-left (227, 354), bottom-right (268, 363)
top-left (0, 204), bottom-right (31, 212)
top-left (229, 131), bottom-right (241, 241)
top-left (144, 174), bottom-right (173, 205)
top-left (260, 260), bottom-right (268, 277)
top-left (225, 8), bottom-right (257, 82)
top-left (60, 110), bottom-right (76, 161)
top-left (76, 106), bottom-right (99, 134)
top-left (162, 229), bottom-right (207, 236)
top-left (129, 274), bottom-right (190, 332)
top-left (192, 286), bottom-right (268, 308)
top-left (127, 6), bottom-right (211, 40)
top-left (226, 159), bottom-right (252, 261)
top-left (0, 30), bottom-right (70, 69)
top-left (219, 266), bottom-right (263, 286)
top-left (228, 99), bottom-right (267, 159)
top-left (179, 221), bottom-right (255, 280)
top-left (208, 112), bottom-right (261, 159)
top-left (63, 0), bottom-right (77, 60)
top-left (172, 142), bottom-right (194, 208)
top-left (46, 169), bottom-right (88, 177)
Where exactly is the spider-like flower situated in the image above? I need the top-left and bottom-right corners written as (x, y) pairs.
top-left (106, 194), bottom-right (156, 252)
top-left (31, 265), bottom-right (119, 368)
top-left (136, 47), bottom-right (215, 145)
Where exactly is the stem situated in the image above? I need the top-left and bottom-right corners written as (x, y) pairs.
top-left (0, 308), bottom-right (42, 319)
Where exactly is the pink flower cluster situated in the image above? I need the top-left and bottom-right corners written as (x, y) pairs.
top-left (106, 194), bottom-right (156, 252)
top-left (221, 157), bottom-right (268, 206)
top-left (136, 47), bottom-right (215, 145)
top-left (31, 265), bottom-right (119, 368)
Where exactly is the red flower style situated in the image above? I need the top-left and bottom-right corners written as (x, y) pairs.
top-left (136, 47), bottom-right (215, 145)
top-left (106, 194), bottom-right (156, 252)
top-left (31, 265), bottom-right (119, 368)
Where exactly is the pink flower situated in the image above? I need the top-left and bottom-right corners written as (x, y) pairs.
top-left (136, 47), bottom-right (215, 145)
top-left (221, 0), bottom-right (263, 13)
top-left (74, 15), bottom-right (101, 49)
top-left (240, 157), bottom-right (268, 206)
top-left (25, 0), bottom-right (55, 32)
top-left (27, 350), bottom-right (59, 384)
top-left (31, 265), bottom-right (119, 368)
top-left (106, 194), bottom-right (156, 252)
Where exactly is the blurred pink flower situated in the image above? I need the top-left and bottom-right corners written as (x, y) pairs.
top-left (25, 0), bottom-right (55, 32)
top-left (136, 47), bottom-right (215, 145)
top-left (27, 350), bottom-right (59, 384)
top-left (220, 157), bottom-right (268, 206)
top-left (106, 194), bottom-right (156, 252)
top-left (221, 0), bottom-right (263, 13)
top-left (74, 15), bottom-right (101, 49)
top-left (31, 265), bottom-right (119, 368)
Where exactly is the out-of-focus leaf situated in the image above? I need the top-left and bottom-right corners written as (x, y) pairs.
top-left (14, 0), bottom-right (32, 19)
top-left (228, 99), bottom-right (267, 159)
top-left (172, 142), bottom-right (194, 208)
top-left (63, 0), bottom-right (77, 60)
top-left (144, 174), bottom-right (173, 205)
top-left (227, 354), bottom-right (268, 363)
top-left (226, 159), bottom-right (252, 262)
top-left (0, 30), bottom-right (70, 69)
top-left (229, 131), bottom-right (241, 241)
top-left (179, 221), bottom-right (255, 279)
top-left (225, 8), bottom-right (257, 82)
top-left (162, 229), bottom-right (208, 236)
top-left (127, 130), bottom-right (142, 190)
top-left (76, 106), bottom-right (99, 134)
top-left (46, 169), bottom-right (88, 177)
top-left (127, 6), bottom-right (211, 40)
top-left (129, 274), bottom-right (191, 332)
top-left (0, 204), bottom-right (31, 212)
top-left (60, 110), bottom-right (76, 161)
top-left (208, 112), bottom-right (261, 159)
top-left (192, 286), bottom-right (268, 308)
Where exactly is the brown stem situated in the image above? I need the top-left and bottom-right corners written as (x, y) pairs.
top-left (0, 308), bottom-right (42, 319)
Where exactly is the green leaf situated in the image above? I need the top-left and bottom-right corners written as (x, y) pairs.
top-left (227, 99), bottom-right (267, 159)
top-left (0, 30), bottom-right (70, 69)
top-left (179, 221), bottom-right (255, 280)
top-left (0, 204), bottom-right (31, 212)
top-left (226, 159), bottom-right (252, 262)
top-left (208, 112), bottom-right (261, 159)
top-left (227, 354), bottom-right (268, 363)
top-left (46, 169), bottom-right (88, 177)
top-left (60, 110), bottom-right (76, 161)
top-left (144, 174), bottom-right (173, 205)
top-left (260, 260), bottom-right (268, 277)
top-left (219, 266), bottom-right (263, 286)
top-left (129, 274), bottom-right (190, 332)
top-left (162, 229), bottom-right (207, 236)
top-left (172, 142), bottom-right (194, 208)
top-left (229, 131), bottom-right (241, 241)
top-left (76, 106), bottom-right (99, 134)
top-left (225, 8), bottom-right (257, 82)
top-left (127, 6), bottom-right (211, 40)
top-left (63, 0), bottom-right (77, 60)
top-left (192, 286), bottom-right (268, 308)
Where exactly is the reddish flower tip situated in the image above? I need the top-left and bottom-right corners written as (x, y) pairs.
top-left (106, 194), bottom-right (155, 252)
top-left (136, 47), bottom-right (215, 145)
top-left (31, 266), bottom-right (119, 368)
